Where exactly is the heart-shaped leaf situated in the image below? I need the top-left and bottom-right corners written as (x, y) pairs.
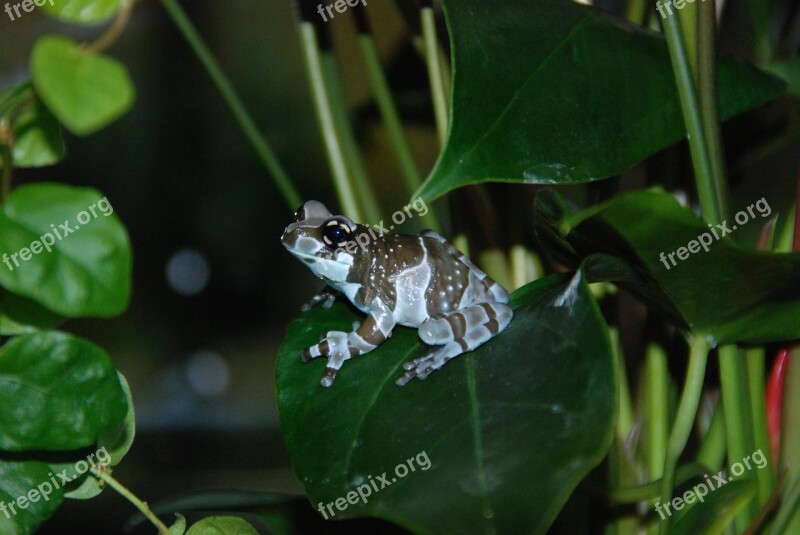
top-left (39, 0), bottom-right (121, 24)
top-left (277, 272), bottom-right (615, 534)
top-left (0, 331), bottom-right (128, 451)
top-left (534, 189), bottom-right (800, 344)
top-left (31, 35), bottom-right (134, 136)
top-left (0, 82), bottom-right (65, 169)
top-left (0, 183), bottom-right (131, 318)
top-left (415, 0), bottom-right (785, 201)
top-left (0, 460), bottom-right (65, 535)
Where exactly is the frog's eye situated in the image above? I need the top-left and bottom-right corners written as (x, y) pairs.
top-left (322, 219), bottom-right (353, 249)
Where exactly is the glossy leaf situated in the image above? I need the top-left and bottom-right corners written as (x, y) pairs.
top-left (31, 35), bottom-right (135, 136)
top-left (39, 0), bottom-right (120, 25)
top-left (185, 516), bottom-right (259, 535)
top-left (0, 460), bottom-right (65, 535)
top-left (277, 272), bottom-right (615, 534)
top-left (64, 372), bottom-right (135, 500)
top-left (0, 183), bottom-right (131, 317)
top-left (0, 82), bottom-right (65, 169)
top-left (0, 332), bottom-right (128, 451)
top-left (415, 0), bottom-right (785, 201)
top-left (533, 189), bottom-right (800, 345)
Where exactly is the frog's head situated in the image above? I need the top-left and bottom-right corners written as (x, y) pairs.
top-left (281, 200), bottom-right (358, 283)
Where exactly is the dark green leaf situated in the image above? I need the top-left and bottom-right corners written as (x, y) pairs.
top-left (185, 516), bottom-right (259, 535)
top-left (766, 59), bottom-right (800, 98)
top-left (0, 82), bottom-right (65, 169)
top-left (277, 272), bottom-right (615, 534)
top-left (31, 35), bottom-right (135, 136)
top-left (534, 189), bottom-right (800, 344)
top-left (0, 460), bottom-right (65, 535)
top-left (39, 0), bottom-right (120, 24)
top-left (0, 183), bottom-right (131, 317)
top-left (64, 372), bottom-right (134, 500)
top-left (415, 0), bottom-right (785, 201)
top-left (0, 291), bottom-right (65, 335)
top-left (0, 332), bottom-right (128, 451)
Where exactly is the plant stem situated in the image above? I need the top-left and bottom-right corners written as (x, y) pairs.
top-left (90, 467), bottom-right (170, 534)
top-left (646, 344), bottom-right (669, 481)
top-left (297, 22), bottom-right (366, 221)
top-left (661, 2), bottom-right (726, 225)
top-left (160, 0), bottom-right (301, 210)
top-left (696, 0), bottom-right (729, 220)
top-left (696, 401), bottom-right (727, 471)
top-left (747, 347), bottom-right (777, 505)
top-left (658, 336), bottom-right (709, 535)
top-left (85, 0), bottom-right (134, 53)
top-left (719, 345), bottom-right (757, 530)
top-left (356, 34), bottom-right (441, 230)
top-left (421, 6), bottom-right (449, 147)
top-left (319, 52), bottom-right (381, 223)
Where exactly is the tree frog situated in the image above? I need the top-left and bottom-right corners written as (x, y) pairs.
top-left (281, 201), bottom-right (513, 387)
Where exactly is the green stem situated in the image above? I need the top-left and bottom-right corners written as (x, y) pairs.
top-left (747, 347), bottom-right (777, 506)
top-left (719, 344), bottom-right (757, 530)
top-left (780, 347), bottom-right (800, 532)
top-left (160, 0), bottom-right (301, 210)
top-left (90, 467), bottom-right (170, 534)
top-left (661, 3), bottom-right (726, 225)
top-left (696, 401), bottom-right (727, 472)
top-left (320, 52), bottom-right (381, 223)
top-left (646, 344), bottom-right (669, 482)
top-left (697, 0), bottom-right (729, 220)
top-left (297, 22), bottom-right (366, 222)
top-left (613, 328), bottom-right (634, 439)
top-left (357, 34), bottom-right (440, 230)
top-left (421, 6), bottom-right (449, 147)
top-left (658, 336), bottom-right (710, 535)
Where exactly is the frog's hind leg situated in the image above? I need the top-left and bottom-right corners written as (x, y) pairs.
top-left (397, 302), bottom-right (512, 386)
top-left (420, 230), bottom-right (509, 303)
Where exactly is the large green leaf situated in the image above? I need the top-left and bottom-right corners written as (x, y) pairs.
top-left (534, 189), bottom-right (800, 344)
top-left (31, 35), bottom-right (134, 136)
top-left (0, 183), bottom-right (131, 317)
top-left (0, 332), bottom-right (128, 451)
top-left (0, 460), bottom-right (65, 535)
top-left (415, 0), bottom-right (785, 201)
top-left (185, 517), bottom-right (259, 535)
top-left (277, 272), bottom-right (615, 534)
top-left (0, 82), bottom-right (65, 169)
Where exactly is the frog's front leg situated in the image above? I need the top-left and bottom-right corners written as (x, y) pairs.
top-left (397, 302), bottom-right (512, 386)
top-left (302, 298), bottom-right (396, 387)
top-left (301, 287), bottom-right (338, 312)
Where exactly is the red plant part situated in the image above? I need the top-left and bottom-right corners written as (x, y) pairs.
top-left (767, 348), bottom-right (790, 462)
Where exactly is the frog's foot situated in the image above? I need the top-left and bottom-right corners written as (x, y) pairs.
top-left (301, 289), bottom-right (338, 312)
top-left (397, 302), bottom-right (512, 386)
top-left (301, 330), bottom-right (355, 387)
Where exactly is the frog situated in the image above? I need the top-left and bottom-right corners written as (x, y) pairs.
top-left (281, 200), bottom-right (513, 387)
